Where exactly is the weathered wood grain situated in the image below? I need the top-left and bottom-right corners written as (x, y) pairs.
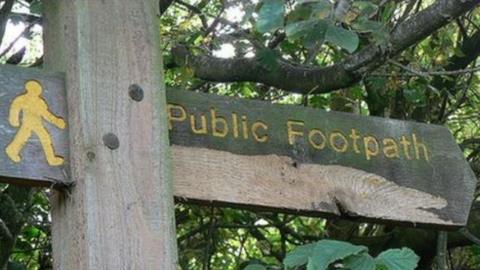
top-left (167, 89), bottom-right (476, 228)
top-left (44, 1), bottom-right (177, 269)
top-left (0, 65), bottom-right (68, 186)
top-left (172, 146), bottom-right (449, 224)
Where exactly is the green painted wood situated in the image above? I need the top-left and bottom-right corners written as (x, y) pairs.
top-left (0, 65), bottom-right (69, 186)
top-left (167, 88), bottom-right (476, 228)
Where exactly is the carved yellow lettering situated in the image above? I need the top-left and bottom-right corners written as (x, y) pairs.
top-left (241, 116), bottom-right (249, 139)
top-left (364, 136), bottom-right (379, 160)
top-left (329, 131), bottom-right (348, 153)
top-left (412, 133), bottom-right (429, 161)
top-left (167, 104), bottom-right (186, 130)
top-left (232, 112), bottom-right (239, 138)
top-left (349, 129), bottom-right (361, 154)
top-left (287, 120), bottom-right (304, 145)
top-left (308, 129), bottom-right (326, 150)
top-left (252, 121), bottom-right (269, 143)
top-left (400, 135), bottom-right (412, 160)
top-left (383, 138), bottom-right (400, 159)
top-left (211, 108), bottom-right (228, 137)
top-left (190, 114), bottom-right (208, 134)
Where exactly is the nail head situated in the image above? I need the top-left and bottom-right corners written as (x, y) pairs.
top-left (129, 84), bottom-right (144, 102)
top-left (86, 151), bottom-right (96, 161)
top-left (103, 133), bottom-right (120, 150)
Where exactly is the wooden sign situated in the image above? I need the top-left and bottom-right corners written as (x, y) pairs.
top-left (0, 65), bottom-right (69, 186)
top-left (0, 65), bottom-right (475, 227)
top-left (167, 89), bottom-right (476, 228)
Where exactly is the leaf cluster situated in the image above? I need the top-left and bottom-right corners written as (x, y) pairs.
top-left (244, 240), bottom-right (419, 270)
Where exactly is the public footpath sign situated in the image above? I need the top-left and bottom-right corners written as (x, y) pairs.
top-left (0, 65), bottom-right (68, 186)
top-left (167, 89), bottom-right (476, 228)
top-left (0, 65), bottom-right (476, 228)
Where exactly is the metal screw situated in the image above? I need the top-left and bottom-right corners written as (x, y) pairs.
top-left (103, 133), bottom-right (120, 150)
top-left (86, 151), bottom-right (96, 161)
top-left (128, 84), bottom-right (144, 102)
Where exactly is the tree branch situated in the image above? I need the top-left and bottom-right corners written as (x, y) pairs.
top-left (0, 18), bottom-right (39, 59)
top-left (459, 228), bottom-right (480, 245)
top-left (174, 0), bottom-right (208, 29)
top-left (159, 0), bottom-right (174, 16)
top-left (172, 0), bottom-right (480, 94)
top-left (0, 0), bottom-right (15, 45)
top-left (0, 219), bottom-right (12, 241)
top-left (388, 60), bottom-right (480, 77)
top-left (460, 138), bottom-right (480, 150)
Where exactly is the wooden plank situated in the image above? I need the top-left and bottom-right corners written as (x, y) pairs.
top-left (0, 65), bottom-right (69, 186)
top-left (44, 1), bottom-right (178, 269)
top-left (167, 88), bottom-right (476, 228)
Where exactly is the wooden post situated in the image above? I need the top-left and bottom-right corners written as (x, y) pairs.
top-left (43, 1), bottom-right (178, 269)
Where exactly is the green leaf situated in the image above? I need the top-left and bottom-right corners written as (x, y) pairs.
top-left (256, 0), bottom-right (285, 33)
top-left (352, 1), bottom-right (378, 17)
top-left (343, 253), bottom-right (376, 270)
top-left (285, 20), bottom-right (328, 41)
top-left (309, 95), bottom-right (330, 109)
top-left (286, 19), bottom-right (328, 47)
top-left (23, 226), bottom-right (41, 238)
top-left (403, 88), bottom-right (426, 106)
top-left (470, 245), bottom-right (480, 256)
top-left (308, 240), bottom-right (368, 270)
top-left (375, 248), bottom-right (419, 270)
top-left (454, 47), bottom-right (466, 57)
top-left (311, 0), bottom-right (333, 19)
top-left (352, 18), bottom-right (383, 33)
top-left (285, 20), bottom-right (315, 40)
top-left (257, 49), bottom-right (279, 72)
top-left (352, 17), bottom-right (389, 46)
top-left (7, 262), bottom-right (26, 270)
top-left (325, 24), bottom-right (359, 53)
top-left (284, 243), bottom-right (316, 268)
top-left (243, 264), bottom-right (267, 270)
top-left (372, 28), bottom-right (390, 46)
top-left (30, 0), bottom-right (42, 15)
top-left (303, 20), bottom-right (328, 48)
top-left (376, 265), bottom-right (389, 270)
top-left (379, 2), bottom-right (396, 23)
top-left (287, 3), bottom-right (313, 22)
top-left (240, 83), bottom-right (256, 98)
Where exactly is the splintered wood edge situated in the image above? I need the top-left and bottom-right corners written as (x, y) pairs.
top-left (172, 145), bottom-right (457, 226)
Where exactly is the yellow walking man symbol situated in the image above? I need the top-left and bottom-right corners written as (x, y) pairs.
top-left (5, 80), bottom-right (66, 166)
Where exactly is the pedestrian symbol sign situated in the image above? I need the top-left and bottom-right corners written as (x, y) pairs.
top-left (6, 80), bottom-right (66, 166)
top-left (0, 65), bottom-right (69, 186)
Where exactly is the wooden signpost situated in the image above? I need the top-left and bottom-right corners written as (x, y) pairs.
top-left (0, 2), bottom-right (464, 269)
top-left (0, 65), bottom-right (475, 228)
